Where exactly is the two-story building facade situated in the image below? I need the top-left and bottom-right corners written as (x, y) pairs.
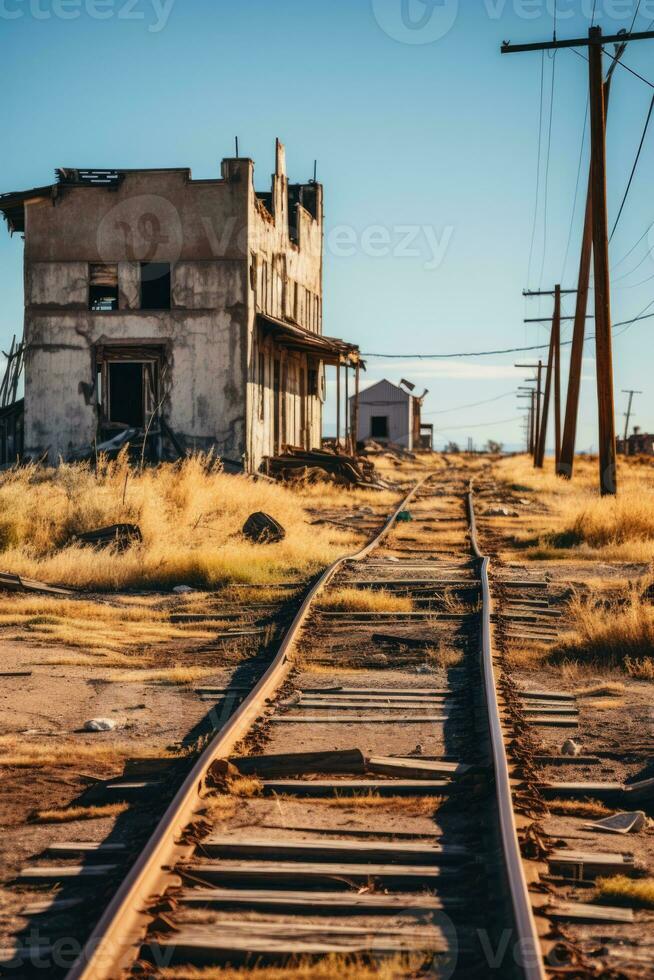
top-left (0, 140), bottom-right (359, 469)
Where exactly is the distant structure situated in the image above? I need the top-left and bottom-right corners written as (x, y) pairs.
top-left (616, 426), bottom-right (654, 456)
top-left (350, 378), bottom-right (432, 450)
top-left (0, 139), bottom-right (360, 469)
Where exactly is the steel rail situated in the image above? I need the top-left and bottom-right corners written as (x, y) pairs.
top-left (65, 477), bottom-right (428, 980)
top-left (466, 485), bottom-right (546, 980)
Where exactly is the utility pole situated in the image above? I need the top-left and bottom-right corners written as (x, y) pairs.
top-left (553, 285), bottom-right (561, 467)
top-left (589, 28), bottom-right (616, 495)
top-left (558, 41), bottom-right (624, 479)
top-left (503, 28), bottom-right (654, 494)
top-left (536, 313), bottom-right (557, 469)
top-left (516, 361), bottom-right (544, 465)
top-left (522, 287), bottom-right (561, 465)
top-left (622, 389), bottom-right (642, 447)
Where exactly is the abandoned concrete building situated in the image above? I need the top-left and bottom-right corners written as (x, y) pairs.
top-left (350, 378), bottom-right (433, 450)
top-left (0, 140), bottom-right (360, 470)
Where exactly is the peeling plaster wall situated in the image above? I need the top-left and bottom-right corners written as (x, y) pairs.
top-left (246, 152), bottom-right (324, 470)
top-left (22, 169), bottom-right (250, 463)
top-left (18, 157), bottom-right (325, 470)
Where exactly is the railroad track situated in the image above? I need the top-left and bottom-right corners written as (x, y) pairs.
top-left (18, 472), bottom-right (556, 979)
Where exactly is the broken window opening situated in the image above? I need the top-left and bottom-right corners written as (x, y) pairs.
top-left (89, 264), bottom-right (118, 312)
top-left (370, 416), bottom-right (389, 439)
top-left (140, 262), bottom-right (171, 310)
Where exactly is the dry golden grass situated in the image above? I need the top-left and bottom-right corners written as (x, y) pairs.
top-left (203, 795), bottom-right (238, 822)
top-left (0, 453), bottom-right (396, 591)
top-left (426, 642), bottom-right (463, 669)
top-left (29, 803), bottom-right (129, 824)
top-left (107, 666), bottom-right (219, 685)
top-left (0, 594), bottom-right (221, 659)
top-left (576, 682), bottom-right (625, 698)
top-left (275, 793), bottom-right (444, 816)
top-left (547, 798), bottom-right (612, 819)
top-left (317, 587), bottom-right (414, 613)
top-left (497, 455), bottom-right (654, 562)
top-left (0, 735), bottom-right (173, 769)
top-left (157, 954), bottom-right (425, 980)
top-left (549, 590), bottom-right (654, 676)
top-left (595, 876), bottom-right (654, 909)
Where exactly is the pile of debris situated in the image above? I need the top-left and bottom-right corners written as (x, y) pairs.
top-left (265, 448), bottom-right (389, 488)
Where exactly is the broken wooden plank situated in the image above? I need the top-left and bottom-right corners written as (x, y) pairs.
top-left (45, 842), bottom-right (127, 857)
top-left (366, 757), bottom-right (470, 779)
top-left (540, 781), bottom-right (624, 801)
top-left (270, 715), bottom-right (449, 724)
top-left (231, 749), bottom-right (366, 778)
top-left (548, 850), bottom-right (636, 879)
top-left (179, 859), bottom-right (458, 888)
top-left (144, 924), bottom-right (455, 965)
top-left (176, 887), bottom-right (461, 914)
top-left (201, 835), bottom-right (469, 863)
top-left (0, 572), bottom-right (73, 597)
top-left (260, 779), bottom-right (450, 797)
top-left (546, 902), bottom-right (634, 924)
top-left (283, 700), bottom-right (457, 712)
top-left (17, 864), bottom-right (118, 881)
top-left (521, 689), bottom-right (576, 702)
top-left (299, 687), bottom-right (454, 696)
top-left (534, 755), bottom-right (600, 765)
top-left (525, 715), bottom-right (578, 728)
top-left (0, 670), bottom-right (32, 678)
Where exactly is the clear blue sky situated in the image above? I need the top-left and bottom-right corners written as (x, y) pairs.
top-left (1, 0), bottom-right (653, 450)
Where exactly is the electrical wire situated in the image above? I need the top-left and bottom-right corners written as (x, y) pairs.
top-left (527, 51), bottom-right (546, 285)
top-left (611, 220), bottom-right (654, 270)
top-left (421, 391), bottom-right (516, 417)
top-left (361, 310), bottom-right (654, 359)
top-left (430, 416), bottom-right (523, 432)
top-left (562, 94), bottom-right (589, 281)
top-left (538, 50), bottom-right (557, 288)
top-left (609, 92), bottom-right (654, 241)
top-left (629, 0), bottom-right (643, 33)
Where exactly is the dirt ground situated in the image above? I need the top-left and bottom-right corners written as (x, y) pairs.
top-left (1, 453), bottom-right (653, 976)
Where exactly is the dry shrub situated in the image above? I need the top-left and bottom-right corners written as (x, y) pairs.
top-left (317, 587), bottom-right (414, 613)
top-left (29, 803), bottom-right (129, 824)
top-left (548, 590), bottom-right (654, 675)
top-left (596, 875), bottom-right (654, 909)
top-left (157, 954), bottom-right (425, 980)
top-left (0, 735), bottom-right (174, 769)
top-left (548, 798), bottom-right (612, 819)
top-left (0, 594), bottom-right (218, 657)
top-left (0, 453), bottom-right (393, 590)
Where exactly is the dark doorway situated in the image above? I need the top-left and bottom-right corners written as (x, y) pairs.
top-left (108, 362), bottom-right (144, 428)
top-left (370, 415), bottom-right (389, 439)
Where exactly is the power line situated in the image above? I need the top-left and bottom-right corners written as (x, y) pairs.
top-left (539, 50), bottom-right (557, 288)
top-left (611, 220), bottom-right (654, 270)
top-left (421, 391), bottom-right (515, 417)
top-left (562, 93), bottom-right (589, 281)
top-left (433, 415), bottom-right (523, 432)
top-left (629, 0), bottom-right (643, 33)
top-left (609, 92), bottom-right (654, 240)
top-left (527, 51), bottom-right (546, 285)
top-left (362, 310), bottom-right (654, 359)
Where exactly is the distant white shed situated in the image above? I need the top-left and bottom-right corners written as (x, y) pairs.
top-left (349, 378), bottom-right (432, 450)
